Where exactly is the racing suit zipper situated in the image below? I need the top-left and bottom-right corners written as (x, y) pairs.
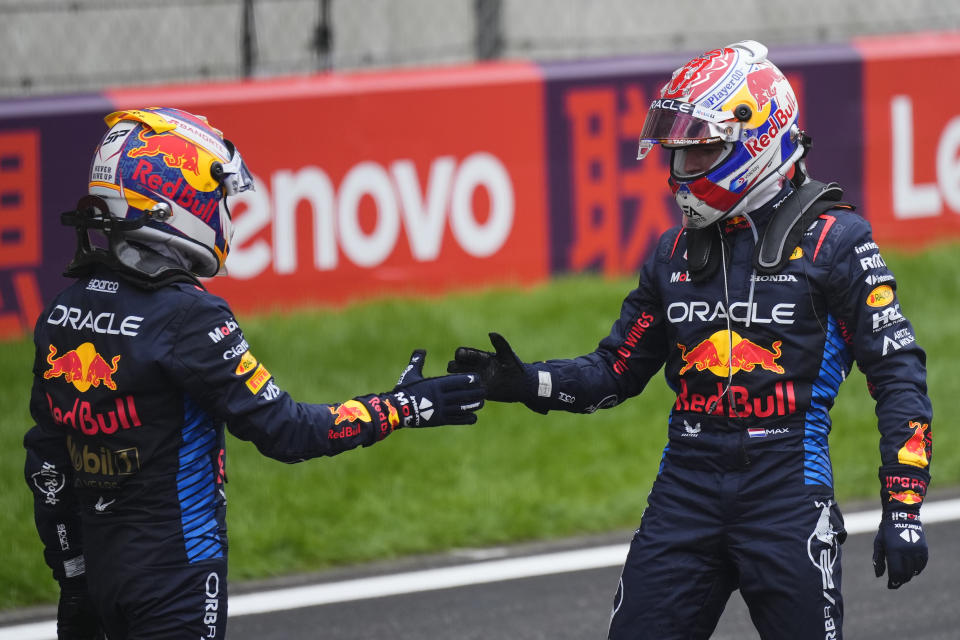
top-left (717, 225), bottom-right (749, 470)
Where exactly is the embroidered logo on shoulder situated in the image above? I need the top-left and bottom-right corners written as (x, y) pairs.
top-left (208, 319), bottom-right (239, 343)
top-left (866, 285), bottom-right (894, 308)
top-left (235, 351), bottom-right (258, 376)
top-left (245, 364), bottom-right (272, 394)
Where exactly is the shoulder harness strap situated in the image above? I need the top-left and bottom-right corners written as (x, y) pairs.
top-left (754, 180), bottom-right (852, 274)
top-left (685, 226), bottom-right (721, 283)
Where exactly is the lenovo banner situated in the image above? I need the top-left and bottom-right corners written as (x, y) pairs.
top-left (108, 63), bottom-right (550, 309)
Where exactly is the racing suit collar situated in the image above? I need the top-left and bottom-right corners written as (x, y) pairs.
top-left (726, 183), bottom-right (795, 234)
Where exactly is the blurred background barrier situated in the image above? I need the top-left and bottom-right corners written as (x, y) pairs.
top-left (2, 2), bottom-right (960, 340)
top-left (2, 0), bottom-right (960, 96)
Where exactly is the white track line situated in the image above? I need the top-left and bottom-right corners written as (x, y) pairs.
top-left (5, 497), bottom-right (960, 640)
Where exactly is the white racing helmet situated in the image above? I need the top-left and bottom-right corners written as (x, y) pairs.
top-left (637, 41), bottom-right (806, 228)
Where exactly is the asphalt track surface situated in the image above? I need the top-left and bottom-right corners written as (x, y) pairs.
top-left (4, 496), bottom-right (959, 639)
top-left (228, 513), bottom-right (960, 639)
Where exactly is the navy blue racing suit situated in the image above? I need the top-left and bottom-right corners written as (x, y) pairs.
top-left (24, 266), bottom-right (419, 639)
top-left (511, 186), bottom-right (932, 639)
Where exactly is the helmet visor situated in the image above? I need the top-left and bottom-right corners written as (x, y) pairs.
top-left (670, 142), bottom-right (735, 181)
top-left (637, 99), bottom-right (739, 159)
top-left (219, 139), bottom-right (255, 196)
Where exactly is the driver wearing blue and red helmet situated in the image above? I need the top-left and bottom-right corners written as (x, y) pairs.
top-left (25, 107), bottom-right (485, 640)
top-left (449, 41), bottom-right (931, 640)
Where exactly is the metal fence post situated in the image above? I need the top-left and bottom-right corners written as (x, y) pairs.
top-left (313, 0), bottom-right (333, 71)
top-left (242, 0), bottom-right (258, 77)
top-left (475, 0), bottom-right (503, 61)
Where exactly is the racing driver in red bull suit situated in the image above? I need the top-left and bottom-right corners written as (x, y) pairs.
top-left (448, 41), bottom-right (932, 639)
top-left (24, 107), bottom-right (485, 640)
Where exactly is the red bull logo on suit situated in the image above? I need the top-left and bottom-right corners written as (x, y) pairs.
top-left (674, 331), bottom-right (793, 417)
top-left (44, 342), bottom-right (120, 392)
top-left (678, 330), bottom-right (784, 377)
top-left (897, 420), bottom-right (931, 468)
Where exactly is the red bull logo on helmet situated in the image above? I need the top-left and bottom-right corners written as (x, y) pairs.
top-left (678, 330), bottom-right (784, 377)
top-left (129, 158), bottom-right (220, 223)
top-left (745, 65), bottom-right (784, 110)
top-left (129, 130), bottom-right (200, 175)
top-left (743, 90), bottom-right (797, 158)
top-left (44, 343), bottom-right (120, 392)
top-left (123, 125), bottom-right (225, 225)
top-left (661, 47), bottom-right (736, 101)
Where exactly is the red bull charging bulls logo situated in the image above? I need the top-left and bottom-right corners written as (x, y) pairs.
top-left (329, 400), bottom-right (372, 425)
top-left (128, 130), bottom-right (200, 174)
top-left (44, 343), bottom-right (120, 392)
top-left (888, 490), bottom-right (923, 506)
top-left (897, 421), bottom-right (931, 469)
top-left (661, 47), bottom-right (734, 100)
top-left (678, 330), bottom-right (784, 377)
top-left (745, 66), bottom-right (784, 110)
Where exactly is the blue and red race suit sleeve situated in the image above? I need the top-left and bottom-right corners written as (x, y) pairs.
top-left (164, 289), bottom-right (399, 463)
top-left (515, 251), bottom-right (670, 415)
top-left (822, 213), bottom-right (932, 508)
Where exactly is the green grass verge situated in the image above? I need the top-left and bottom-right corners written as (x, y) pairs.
top-left (2, 243), bottom-right (957, 609)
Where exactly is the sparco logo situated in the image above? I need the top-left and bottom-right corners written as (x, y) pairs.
top-left (86, 279), bottom-right (119, 293)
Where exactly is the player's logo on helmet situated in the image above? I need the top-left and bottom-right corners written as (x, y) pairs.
top-left (636, 41), bottom-right (804, 229)
top-left (88, 107), bottom-right (254, 277)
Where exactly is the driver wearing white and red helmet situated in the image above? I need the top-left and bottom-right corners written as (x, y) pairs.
top-left (637, 40), bottom-right (805, 229)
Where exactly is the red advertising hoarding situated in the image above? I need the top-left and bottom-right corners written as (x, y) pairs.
top-left (857, 32), bottom-right (960, 247)
top-left (0, 129), bottom-right (44, 337)
top-left (108, 63), bottom-right (550, 312)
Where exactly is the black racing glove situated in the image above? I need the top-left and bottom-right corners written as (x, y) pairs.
top-left (385, 350), bottom-right (485, 427)
top-left (57, 577), bottom-right (104, 640)
top-left (873, 466), bottom-right (929, 589)
top-left (446, 332), bottom-right (533, 403)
